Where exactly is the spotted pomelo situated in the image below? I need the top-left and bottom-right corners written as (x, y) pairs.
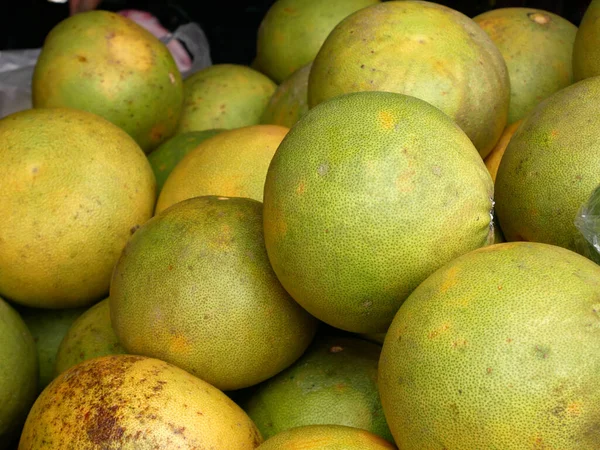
top-left (147, 129), bottom-right (224, 195)
top-left (19, 355), bottom-right (262, 449)
top-left (244, 335), bottom-right (392, 442)
top-left (20, 306), bottom-right (86, 392)
top-left (573, 0), bottom-right (600, 81)
top-left (308, 0), bottom-right (509, 158)
top-left (256, 425), bottom-right (396, 450)
top-left (263, 91), bottom-right (494, 334)
top-left (31, 10), bottom-right (183, 152)
top-left (255, 0), bottom-right (380, 83)
top-left (176, 64), bottom-right (276, 134)
top-left (155, 125), bottom-right (288, 214)
top-left (54, 298), bottom-right (126, 377)
top-left (0, 297), bottom-right (37, 448)
top-left (495, 76), bottom-right (600, 251)
top-left (110, 196), bottom-right (318, 391)
top-left (0, 108), bottom-right (156, 309)
top-left (484, 119), bottom-right (522, 183)
top-left (261, 63), bottom-right (311, 128)
top-left (474, 8), bottom-right (577, 124)
top-left (379, 242), bottom-right (600, 449)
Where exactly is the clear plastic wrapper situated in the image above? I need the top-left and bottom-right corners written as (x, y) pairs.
top-left (574, 184), bottom-right (600, 264)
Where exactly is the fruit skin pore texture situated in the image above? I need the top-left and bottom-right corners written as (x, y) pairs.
top-left (379, 242), bottom-right (600, 449)
top-left (308, 0), bottom-right (510, 159)
top-left (263, 91), bottom-right (494, 334)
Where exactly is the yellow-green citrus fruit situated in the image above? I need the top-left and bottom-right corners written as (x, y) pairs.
top-left (495, 76), bottom-right (600, 251)
top-left (176, 64), bottom-right (277, 134)
top-left (0, 298), bottom-right (38, 448)
top-left (573, 0), bottom-right (600, 81)
top-left (0, 108), bottom-right (156, 309)
top-left (19, 355), bottom-right (263, 449)
top-left (263, 91), bottom-right (494, 334)
top-left (308, 0), bottom-right (509, 158)
top-left (110, 196), bottom-right (318, 391)
top-left (32, 10), bottom-right (183, 152)
top-left (379, 242), bottom-right (600, 449)
top-left (244, 335), bottom-right (392, 442)
top-left (474, 8), bottom-right (577, 124)
top-left (54, 298), bottom-right (126, 377)
top-left (255, 0), bottom-right (380, 83)
top-left (261, 63), bottom-right (311, 128)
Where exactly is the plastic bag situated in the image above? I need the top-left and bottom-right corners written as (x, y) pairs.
top-left (0, 12), bottom-right (211, 119)
top-left (574, 184), bottom-right (600, 264)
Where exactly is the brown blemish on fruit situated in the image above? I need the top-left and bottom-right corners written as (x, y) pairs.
top-left (428, 322), bottom-right (451, 339)
top-left (77, 55), bottom-right (88, 63)
top-left (329, 345), bottom-right (344, 353)
top-left (130, 224), bottom-right (140, 235)
top-left (296, 180), bottom-right (306, 195)
top-left (87, 405), bottom-right (125, 444)
top-left (150, 124), bottom-right (166, 143)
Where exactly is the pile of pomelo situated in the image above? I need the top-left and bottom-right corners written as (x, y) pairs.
top-left (2, 0), bottom-right (600, 448)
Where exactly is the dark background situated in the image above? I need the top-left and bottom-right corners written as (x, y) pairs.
top-left (0, 0), bottom-right (593, 67)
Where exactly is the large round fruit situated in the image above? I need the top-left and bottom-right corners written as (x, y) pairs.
top-left (308, 0), bottom-right (509, 158)
top-left (54, 298), bottom-right (126, 377)
top-left (110, 196), bottom-right (318, 391)
top-left (176, 64), bottom-right (276, 134)
top-left (474, 8), bottom-right (577, 124)
top-left (19, 355), bottom-right (262, 449)
top-left (379, 242), bottom-right (600, 449)
top-left (495, 76), bottom-right (600, 251)
top-left (0, 108), bottom-right (156, 309)
top-left (155, 125), bottom-right (288, 213)
top-left (32, 10), bottom-right (183, 152)
top-left (244, 335), bottom-right (392, 442)
top-left (255, 0), bottom-right (380, 83)
top-left (263, 91), bottom-right (494, 334)
top-left (261, 63), bottom-right (311, 129)
top-left (0, 298), bottom-right (37, 448)
top-left (256, 425), bottom-right (396, 450)
top-left (573, 0), bottom-right (600, 81)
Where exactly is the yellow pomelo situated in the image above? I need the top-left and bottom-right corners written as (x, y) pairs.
top-left (263, 91), bottom-right (494, 334)
top-left (32, 10), bottom-right (183, 152)
top-left (156, 125), bottom-right (288, 214)
top-left (495, 76), bottom-right (600, 250)
top-left (54, 298), bottom-right (126, 377)
top-left (0, 108), bottom-right (156, 309)
top-left (255, 0), bottom-right (380, 83)
top-left (110, 196), bottom-right (318, 391)
top-left (176, 64), bottom-right (276, 134)
top-left (573, 0), bottom-right (600, 81)
top-left (244, 335), bottom-right (392, 442)
top-left (261, 63), bottom-right (311, 128)
top-left (474, 8), bottom-right (577, 124)
top-left (379, 242), bottom-right (600, 449)
top-left (0, 298), bottom-right (37, 448)
top-left (19, 355), bottom-right (262, 449)
top-left (308, 0), bottom-right (509, 158)
top-left (484, 119), bottom-right (523, 183)
top-left (257, 425), bottom-right (396, 450)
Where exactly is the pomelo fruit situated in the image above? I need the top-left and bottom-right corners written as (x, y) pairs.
top-left (19, 355), bottom-right (263, 449)
top-left (379, 242), bottom-right (600, 449)
top-left (261, 62), bottom-right (311, 128)
top-left (484, 119), bottom-right (522, 183)
top-left (256, 425), bottom-right (396, 450)
top-left (147, 129), bottom-right (224, 195)
top-left (573, 0), bottom-right (600, 81)
top-left (31, 10), bottom-right (183, 152)
top-left (307, 0), bottom-right (509, 158)
top-left (155, 125), bottom-right (288, 214)
top-left (244, 335), bottom-right (392, 442)
top-left (495, 76), bottom-right (600, 251)
top-left (0, 297), bottom-right (37, 448)
top-left (474, 8), bottom-right (577, 124)
top-left (110, 196), bottom-right (318, 391)
top-left (176, 64), bottom-right (276, 134)
top-left (263, 91), bottom-right (494, 334)
top-left (255, 0), bottom-right (380, 83)
top-left (54, 298), bottom-right (126, 377)
top-left (0, 108), bottom-right (156, 309)
top-left (20, 306), bottom-right (86, 391)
